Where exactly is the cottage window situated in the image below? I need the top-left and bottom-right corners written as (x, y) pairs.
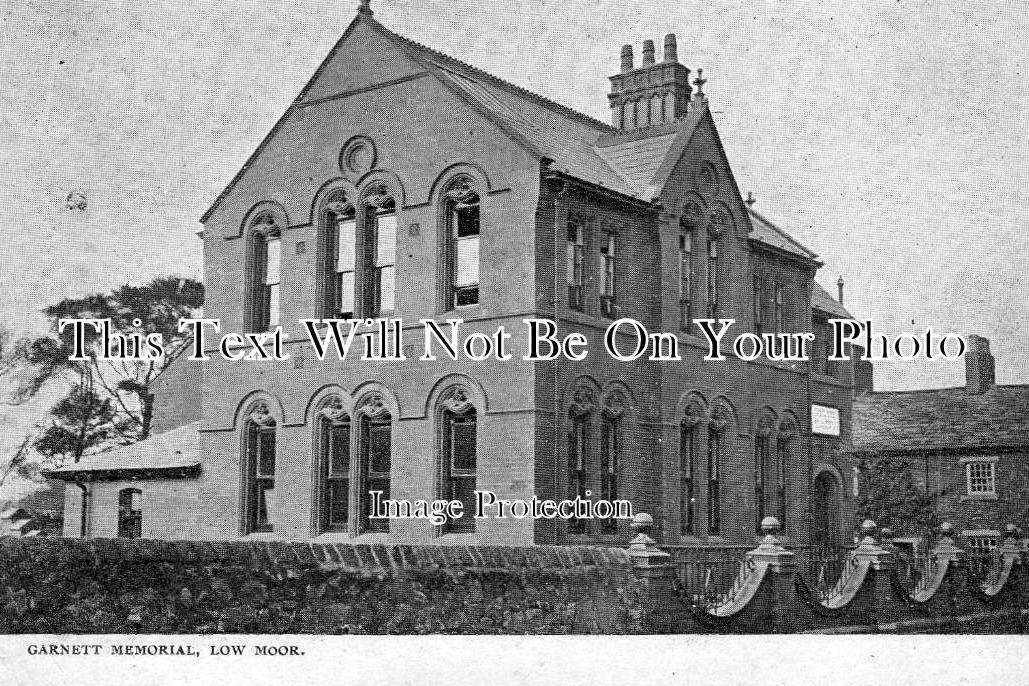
top-left (965, 458), bottom-right (997, 497)
top-left (117, 488), bottom-right (142, 539)
top-left (441, 408), bottom-right (476, 534)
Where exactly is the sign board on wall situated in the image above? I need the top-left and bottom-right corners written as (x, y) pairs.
top-left (811, 404), bottom-right (840, 436)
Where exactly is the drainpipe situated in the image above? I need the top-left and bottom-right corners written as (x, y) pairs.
top-left (74, 481), bottom-right (89, 538)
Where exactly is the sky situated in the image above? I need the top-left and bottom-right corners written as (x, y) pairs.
top-left (0, 0), bottom-right (1027, 403)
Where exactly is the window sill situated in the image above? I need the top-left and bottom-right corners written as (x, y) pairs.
top-left (244, 531), bottom-right (281, 541)
top-left (960, 493), bottom-right (999, 502)
top-left (435, 532), bottom-right (476, 545)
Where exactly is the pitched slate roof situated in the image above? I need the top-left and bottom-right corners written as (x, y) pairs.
top-left (811, 281), bottom-right (852, 318)
top-left (44, 422), bottom-right (200, 480)
top-left (747, 208), bottom-right (819, 261)
top-left (853, 385), bottom-right (1029, 453)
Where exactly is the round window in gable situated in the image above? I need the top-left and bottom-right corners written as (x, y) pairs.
top-left (340, 136), bottom-right (377, 177)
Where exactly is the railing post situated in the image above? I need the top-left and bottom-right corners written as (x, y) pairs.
top-left (999, 524), bottom-right (1028, 612)
top-left (851, 519), bottom-right (896, 626)
top-left (627, 513), bottom-right (677, 633)
top-left (746, 517), bottom-right (796, 632)
top-left (932, 522), bottom-right (966, 622)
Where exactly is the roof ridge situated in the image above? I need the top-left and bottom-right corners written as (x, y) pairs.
top-left (370, 18), bottom-right (617, 133)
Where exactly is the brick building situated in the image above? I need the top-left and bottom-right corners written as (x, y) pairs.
top-left (853, 335), bottom-right (1029, 554)
top-left (53, 2), bottom-right (858, 548)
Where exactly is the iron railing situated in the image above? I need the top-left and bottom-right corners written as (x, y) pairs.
top-left (663, 546), bottom-right (753, 612)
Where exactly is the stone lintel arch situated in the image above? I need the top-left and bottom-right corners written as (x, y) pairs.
top-left (303, 384), bottom-right (355, 427)
top-left (778, 410), bottom-right (801, 440)
top-left (708, 395), bottom-right (738, 434)
top-left (351, 381), bottom-right (401, 421)
top-left (232, 390), bottom-right (286, 431)
top-left (424, 373), bottom-right (488, 419)
top-left (754, 406), bottom-right (779, 438)
top-left (239, 200), bottom-right (289, 239)
top-left (427, 163), bottom-right (492, 208)
top-left (600, 381), bottom-right (635, 420)
top-left (355, 169), bottom-right (406, 209)
top-left (309, 177), bottom-right (359, 227)
top-left (564, 375), bottom-right (602, 417)
top-left (676, 391), bottom-right (709, 428)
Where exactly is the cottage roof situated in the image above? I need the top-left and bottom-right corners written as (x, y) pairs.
top-left (44, 422), bottom-right (201, 481)
top-left (853, 385), bottom-right (1029, 453)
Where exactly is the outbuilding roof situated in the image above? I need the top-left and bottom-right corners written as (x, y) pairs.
top-left (853, 385), bottom-right (1029, 453)
top-left (44, 422), bottom-right (201, 481)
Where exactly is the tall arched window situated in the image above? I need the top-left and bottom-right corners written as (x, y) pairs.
top-left (356, 395), bottom-right (392, 534)
top-left (777, 420), bottom-right (795, 533)
top-left (320, 192), bottom-right (357, 319)
top-left (755, 414), bottom-right (775, 534)
top-left (442, 177), bottom-right (481, 309)
top-left (117, 488), bottom-right (142, 539)
top-left (567, 387), bottom-right (595, 535)
top-left (317, 398), bottom-right (351, 532)
top-left (680, 403), bottom-right (703, 536)
top-left (708, 402), bottom-right (731, 536)
top-left (243, 402), bottom-right (277, 533)
top-left (707, 237), bottom-right (719, 319)
top-left (438, 388), bottom-right (477, 534)
top-left (248, 214), bottom-right (281, 332)
top-left (679, 225), bottom-right (694, 330)
top-left (362, 187), bottom-right (397, 318)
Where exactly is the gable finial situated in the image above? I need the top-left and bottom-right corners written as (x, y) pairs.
top-left (745, 191), bottom-right (756, 208)
top-left (693, 68), bottom-right (707, 97)
top-left (358, 0), bottom-right (373, 15)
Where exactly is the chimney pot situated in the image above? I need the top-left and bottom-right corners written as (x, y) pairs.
top-left (965, 334), bottom-right (996, 394)
top-left (663, 34), bottom-right (678, 63)
top-left (620, 44), bottom-right (634, 73)
top-left (642, 39), bottom-right (655, 67)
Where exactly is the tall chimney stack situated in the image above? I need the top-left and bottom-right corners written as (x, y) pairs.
top-left (663, 34), bottom-right (678, 63)
top-left (642, 39), bottom-right (655, 67)
top-left (608, 34), bottom-right (692, 130)
top-left (837, 276), bottom-right (844, 305)
top-left (620, 44), bottom-right (633, 73)
top-left (965, 334), bottom-right (996, 395)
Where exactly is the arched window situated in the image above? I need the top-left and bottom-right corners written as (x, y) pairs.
top-left (243, 402), bottom-right (277, 533)
top-left (755, 413), bottom-right (775, 533)
top-left (679, 223), bottom-right (694, 330)
top-left (248, 214), bottom-right (282, 332)
top-left (317, 398), bottom-right (351, 532)
top-left (680, 403), bottom-right (703, 536)
top-left (356, 395), bottom-right (392, 534)
top-left (777, 420), bottom-right (795, 533)
top-left (442, 178), bottom-right (481, 309)
top-left (438, 388), bottom-right (477, 534)
top-left (708, 402), bottom-right (731, 536)
top-left (320, 192), bottom-right (357, 319)
top-left (362, 187), bottom-right (397, 318)
top-left (567, 387), bottom-right (595, 535)
top-left (117, 488), bottom-right (142, 539)
top-left (707, 237), bottom-right (719, 319)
